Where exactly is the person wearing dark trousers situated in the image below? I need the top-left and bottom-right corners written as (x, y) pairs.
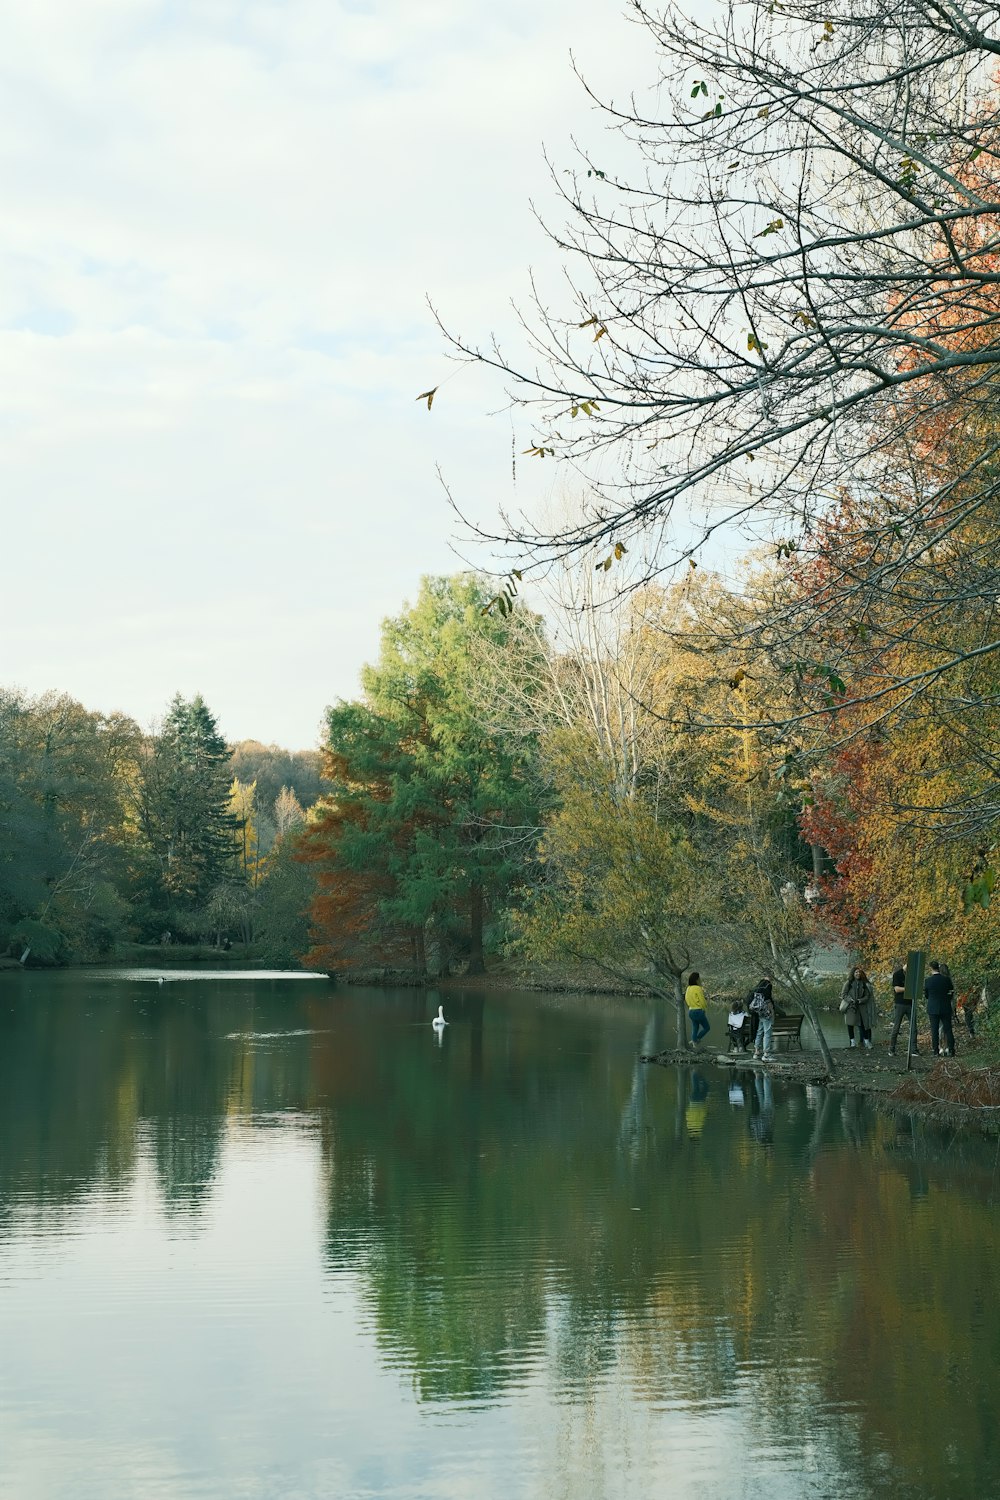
top-left (888, 960), bottom-right (913, 1055)
top-left (940, 963), bottom-right (959, 1035)
top-left (751, 978), bottom-right (776, 1061)
top-left (925, 961), bottom-right (956, 1057)
top-left (746, 975), bottom-right (775, 1049)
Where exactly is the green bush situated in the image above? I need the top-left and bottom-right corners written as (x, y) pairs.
top-left (10, 919), bottom-right (66, 966)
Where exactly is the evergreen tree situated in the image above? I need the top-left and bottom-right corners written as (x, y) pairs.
top-left (140, 694), bottom-right (238, 912)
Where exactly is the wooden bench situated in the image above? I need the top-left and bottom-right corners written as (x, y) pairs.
top-left (771, 1013), bottom-right (804, 1051)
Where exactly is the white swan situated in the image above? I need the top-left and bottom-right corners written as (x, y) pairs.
top-left (432, 1005), bottom-right (447, 1029)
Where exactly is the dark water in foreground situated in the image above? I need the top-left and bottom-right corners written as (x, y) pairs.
top-left (0, 972), bottom-right (997, 1500)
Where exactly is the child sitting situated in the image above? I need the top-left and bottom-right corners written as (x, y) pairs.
top-left (727, 1005), bottom-right (751, 1052)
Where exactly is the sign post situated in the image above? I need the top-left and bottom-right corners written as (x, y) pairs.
top-left (905, 950), bottom-right (926, 1072)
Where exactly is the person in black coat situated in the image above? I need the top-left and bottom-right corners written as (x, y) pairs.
top-left (925, 961), bottom-right (956, 1057)
top-left (888, 960), bottom-right (913, 1055)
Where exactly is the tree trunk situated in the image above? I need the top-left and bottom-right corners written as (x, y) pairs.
top-left (413, 925), bottom-right (427, 977)
top-left (811, 842), bottom-right (824, 882)
top-left (467, 883), bottom-right (485, 975)
top-left (673, 972), bottom-right (690, 1049)
top-left (793, 987), bottom-right (836, 1075)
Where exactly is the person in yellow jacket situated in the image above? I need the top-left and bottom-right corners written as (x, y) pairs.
top-left (685, 971), bottom-right (711, 1045)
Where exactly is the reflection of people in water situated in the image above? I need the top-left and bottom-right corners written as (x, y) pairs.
top-left (748, 1070), bottom-right (774, 1144)
top-left (685, 1071), bottom-right (710, 1137)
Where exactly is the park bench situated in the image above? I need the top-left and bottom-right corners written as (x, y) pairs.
top-left (771, 1013), bottom-right (804, 1051)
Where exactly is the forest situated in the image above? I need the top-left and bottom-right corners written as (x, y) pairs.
top-left (300, 555), bottom-right (1000, 1044)
top-left (6, 0), bottom-right (1000, 1046)
top-left (5, 527), bottom-right (994, 1055)
top-left (0, 689), bottom-right (322, 967)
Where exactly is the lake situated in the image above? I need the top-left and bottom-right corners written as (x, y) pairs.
top-left (0, 971), bottom-right (996, 1499)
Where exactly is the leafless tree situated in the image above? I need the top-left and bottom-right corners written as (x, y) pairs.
top-left (274, 785), bottom-right (306, 840)
top-left (468, 549), bottom-right (684, 801)
top-left (446, 0), bottom-right (1000, 768)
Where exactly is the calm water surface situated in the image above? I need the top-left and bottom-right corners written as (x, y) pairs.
top-left (0, 972), bottom-right (996, 1500)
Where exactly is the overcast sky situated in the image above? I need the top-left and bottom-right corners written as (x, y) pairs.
top-left (2, 0), bottom-right (665, 749)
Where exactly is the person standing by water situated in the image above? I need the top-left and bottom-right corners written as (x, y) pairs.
top-left (888, 958), bottom-right (912, 1056)
top-left (746, 974), bottom-right (775, 1050)
top-left (840, 966), bottom-right (875, 1049)
top-left (939, 962), bottom-right (961, 1042)
top-left (751, 977), bottom-right (776, 1060)
top-left (685, 972), bottom-right (711, 1046)
top-left (925, 961), bottom-right (956, 1056)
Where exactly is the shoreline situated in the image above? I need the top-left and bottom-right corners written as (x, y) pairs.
top-left (642, 1043), bottom-right (1000, 1134)
top-left (10, 954), bottom-right (994, 1129)
top-left (342, 962), bottom-right (1000, 1129)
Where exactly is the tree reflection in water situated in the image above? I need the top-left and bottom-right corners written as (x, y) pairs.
top-left (0, 975), bottom-right (997, 1498)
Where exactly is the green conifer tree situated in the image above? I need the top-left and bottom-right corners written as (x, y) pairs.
top-left (142, 694), bottom-right (239, 911)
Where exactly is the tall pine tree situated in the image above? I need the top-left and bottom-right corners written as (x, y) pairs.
top-left (141, 694), bottom-right (238, 912)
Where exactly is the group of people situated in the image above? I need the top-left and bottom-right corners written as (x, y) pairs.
top-left (685, 971), bottom-right (780, 1059)
top-left (728, 977), bottom-right (781, 1058)
top-left (685, 958), bottom-right (975, 1059)
top-left (841, 959), bottom-right (970, 1057)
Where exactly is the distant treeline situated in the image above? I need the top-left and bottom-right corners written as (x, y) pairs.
top-left (0, 689), bottom-right (323, 966)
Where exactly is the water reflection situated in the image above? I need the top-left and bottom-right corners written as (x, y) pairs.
top-left (0, 973), bottom-right (998, 1499)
